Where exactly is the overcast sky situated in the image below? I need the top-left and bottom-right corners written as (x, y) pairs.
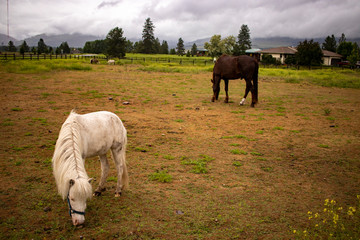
top-left (1, 0), bottom-right (359, 41)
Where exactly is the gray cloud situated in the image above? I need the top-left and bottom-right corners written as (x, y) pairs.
top-left (1, 0), bottom-right (359, 41)
top-left (97, 0), bottom-right (122, 9)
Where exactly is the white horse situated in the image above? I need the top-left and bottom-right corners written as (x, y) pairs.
top-left (52, 110), bottom-right (128, 226)
top-left (107, 59), bottom-right (115, 65)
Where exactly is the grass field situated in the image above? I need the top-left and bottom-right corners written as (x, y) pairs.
top-left (0, 59), bottom-right (359, 239)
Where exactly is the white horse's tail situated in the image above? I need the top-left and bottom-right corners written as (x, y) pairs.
top-left (120, 126), bottom-right (129, 190)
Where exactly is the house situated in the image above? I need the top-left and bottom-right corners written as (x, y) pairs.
top-left (197, 49), bottom-right (208, 56)
top-left (259, 46), bottom-right (297, 64)
top-left (258, 46), bottom-right (342, 66)
top-left (245, 48), bottom-right (261, 61)
top-left (322, 50), bottom-right (342, 66)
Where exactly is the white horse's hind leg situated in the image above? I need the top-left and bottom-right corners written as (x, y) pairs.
top-left (94, 154), bottom-right (109, 196)
top-left (111, 143), bottom-right (128, 197)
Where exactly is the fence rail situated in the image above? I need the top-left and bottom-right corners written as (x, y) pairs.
top-left (0, 53), bottom-right (107, 61)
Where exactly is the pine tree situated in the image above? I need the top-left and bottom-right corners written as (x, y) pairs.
top-left (37, 38), bottom-right (48, 54)
top-left (322, 35), bottom-right (337, 52)
top-left (176, 38), bottom-right (185, 56)
top-left (105, 27), bottom-right (126, 58)
top-left (59, 42), bottom-right (71, 54)
top-left (191, 43), bottom-right (197, 56)
top-left (234, 24), bottom-right (251, 55)
top-left (19, 41), bottom-right (29, 54)
top-left (142, 18), bottom-right (155, 54)
top-left (160, 40), bottom-right (169, 54)
top-left (338, 33), bottom-right (346, 45)
top-left (7, 41), bottom-right (17, 52)
top-left (348, 42), bottom-right (360, 67)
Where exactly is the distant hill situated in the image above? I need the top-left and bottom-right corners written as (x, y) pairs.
top-left (17, 33), bottom-right (103, 48)
top-left (1, 32), bottom-right (359, 50)
top-left (0, 33), bottom-right (18, 46)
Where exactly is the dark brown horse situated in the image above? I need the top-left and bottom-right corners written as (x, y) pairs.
top-left (211, 54), bottom-right (259, 107)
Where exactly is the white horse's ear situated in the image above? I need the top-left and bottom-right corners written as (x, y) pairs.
top-left (88, 178), bottom-right (94, 183)
top-left (69, 179), bottom-right (75, 186)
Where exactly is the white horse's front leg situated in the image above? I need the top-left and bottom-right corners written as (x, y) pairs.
top-left (94, 155), bottom-right (109, 196)
top-left (239, 98), bottom-right (246, 105)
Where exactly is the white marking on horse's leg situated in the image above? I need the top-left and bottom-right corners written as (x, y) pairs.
top-left (240, 98), bottom-right (246, 105)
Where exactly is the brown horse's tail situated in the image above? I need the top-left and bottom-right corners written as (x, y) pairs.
top-left (253, 61), bottom-right (259, 103)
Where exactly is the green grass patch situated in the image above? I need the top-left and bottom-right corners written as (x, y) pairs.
top-left (181, 155), bottom-right (215, 174)
top-left (149, 170), bottom-right (173, 183)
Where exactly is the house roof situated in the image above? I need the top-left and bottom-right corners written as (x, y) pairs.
top-left (322, 50), bottom-right (342, 58)
top-left (259, 47), bottom-right (342, 58)
top-left (260, 46), bottom-right (297, 54)
top-left (245, 48), bottom-right (261, 53)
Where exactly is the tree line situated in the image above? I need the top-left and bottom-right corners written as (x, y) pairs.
top-left (3, 39), bottom-right (73, 55)
top-left (2, 17), bottom-right (359, 67)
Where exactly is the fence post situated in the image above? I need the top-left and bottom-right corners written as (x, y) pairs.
top-left (37, 54), bottom-right (40, 60)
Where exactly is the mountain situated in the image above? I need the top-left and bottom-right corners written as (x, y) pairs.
top-left (16, 33), bottom-right (104, 48)
top-left (0, 33), bottom-right (18, 46)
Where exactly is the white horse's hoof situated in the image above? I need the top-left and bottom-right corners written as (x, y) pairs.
top-left (115, 193), bottom-right (121, 197)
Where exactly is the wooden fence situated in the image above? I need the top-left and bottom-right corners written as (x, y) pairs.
top-left (0, 53), bottom-right (107, 61)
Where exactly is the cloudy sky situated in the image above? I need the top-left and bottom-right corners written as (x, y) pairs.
top-left (1, 0), bottom-right (359, 41)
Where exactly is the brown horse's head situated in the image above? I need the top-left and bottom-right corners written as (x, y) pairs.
top-left (211, 77), bottom-right (220, 102)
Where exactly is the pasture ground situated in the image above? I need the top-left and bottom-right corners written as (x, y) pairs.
top-left (0, 61), bottom-right (359, 239)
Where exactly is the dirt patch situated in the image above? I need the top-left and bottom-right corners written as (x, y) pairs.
top-left (1, 64), bottom-right (359, 239)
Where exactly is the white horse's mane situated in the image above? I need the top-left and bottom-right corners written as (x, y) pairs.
top-left (52, 111), bottom-right (92, 200)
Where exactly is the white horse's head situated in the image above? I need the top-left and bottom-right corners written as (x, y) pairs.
top-left (67, 178), bottom-right (92, 226)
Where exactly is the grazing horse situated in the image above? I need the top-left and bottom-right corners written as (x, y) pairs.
top-left (52, 111), bottom-right (128, 226)
top-left (107, 59), bottom-right (115, 65)
top-left (90, 58), bottom-right (99, 64)
top-left (211, 54), bottom-right (259, 107)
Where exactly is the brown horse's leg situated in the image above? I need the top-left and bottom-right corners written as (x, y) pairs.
top-left (224, 79), bottom-right (229, 103)
top-left (240, 80), bottom-right (252, 105)
top-left (212, 77), bottom-right (221, 102)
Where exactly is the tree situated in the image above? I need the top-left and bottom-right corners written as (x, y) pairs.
top-left (59, 42), bottom-right (70, 54)
top-left (296, 39), bottom-right (323, 66)
top-left (234, 24), bottom-right (251, 55)
top-left (222, 35), bottom-right (236, 55)
top-left (133, 41), bottom-right (144, 53)
top-left (7, 41), bottom-right (17, 52)
top-left (322, 35), bottom-right (337, 52)
top-left (348, 42), bottom-right (360, 67)
top-left (37, 38), bottom-right (48, 54)
top-left (337, 41), bottom-right (353, 60)
top-left (19, 41), bottom-right (29, 54)
top-left (105, 27), bottom-right (126, 58)
top-left (338, 33), bottom-right (346, 45)
top-left (204, 35), bottom-right (224, 58)
top-left (154, 38), bottom-right (161, 54)
top-left (125, 40), bottom-right (134, 53)
top-left (160, 40), bottom-right (169, 54)
top-left (169, 48), bottom-right (176, 55)
top-left (176, 38), bottom-right (185, 56)
top-left (191, 43), bottom-right (197, 56)
top-left (83, 40), bottom-right (106, 54)
top-left (142, 18), bottom-right (155, 54)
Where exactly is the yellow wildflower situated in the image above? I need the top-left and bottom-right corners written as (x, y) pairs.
top-left (314, 213), bottom-right (319, 218)
top-left (293, 230), bottom-right (296, 234)
top-left (325, 199), bottom-right (329, 206)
